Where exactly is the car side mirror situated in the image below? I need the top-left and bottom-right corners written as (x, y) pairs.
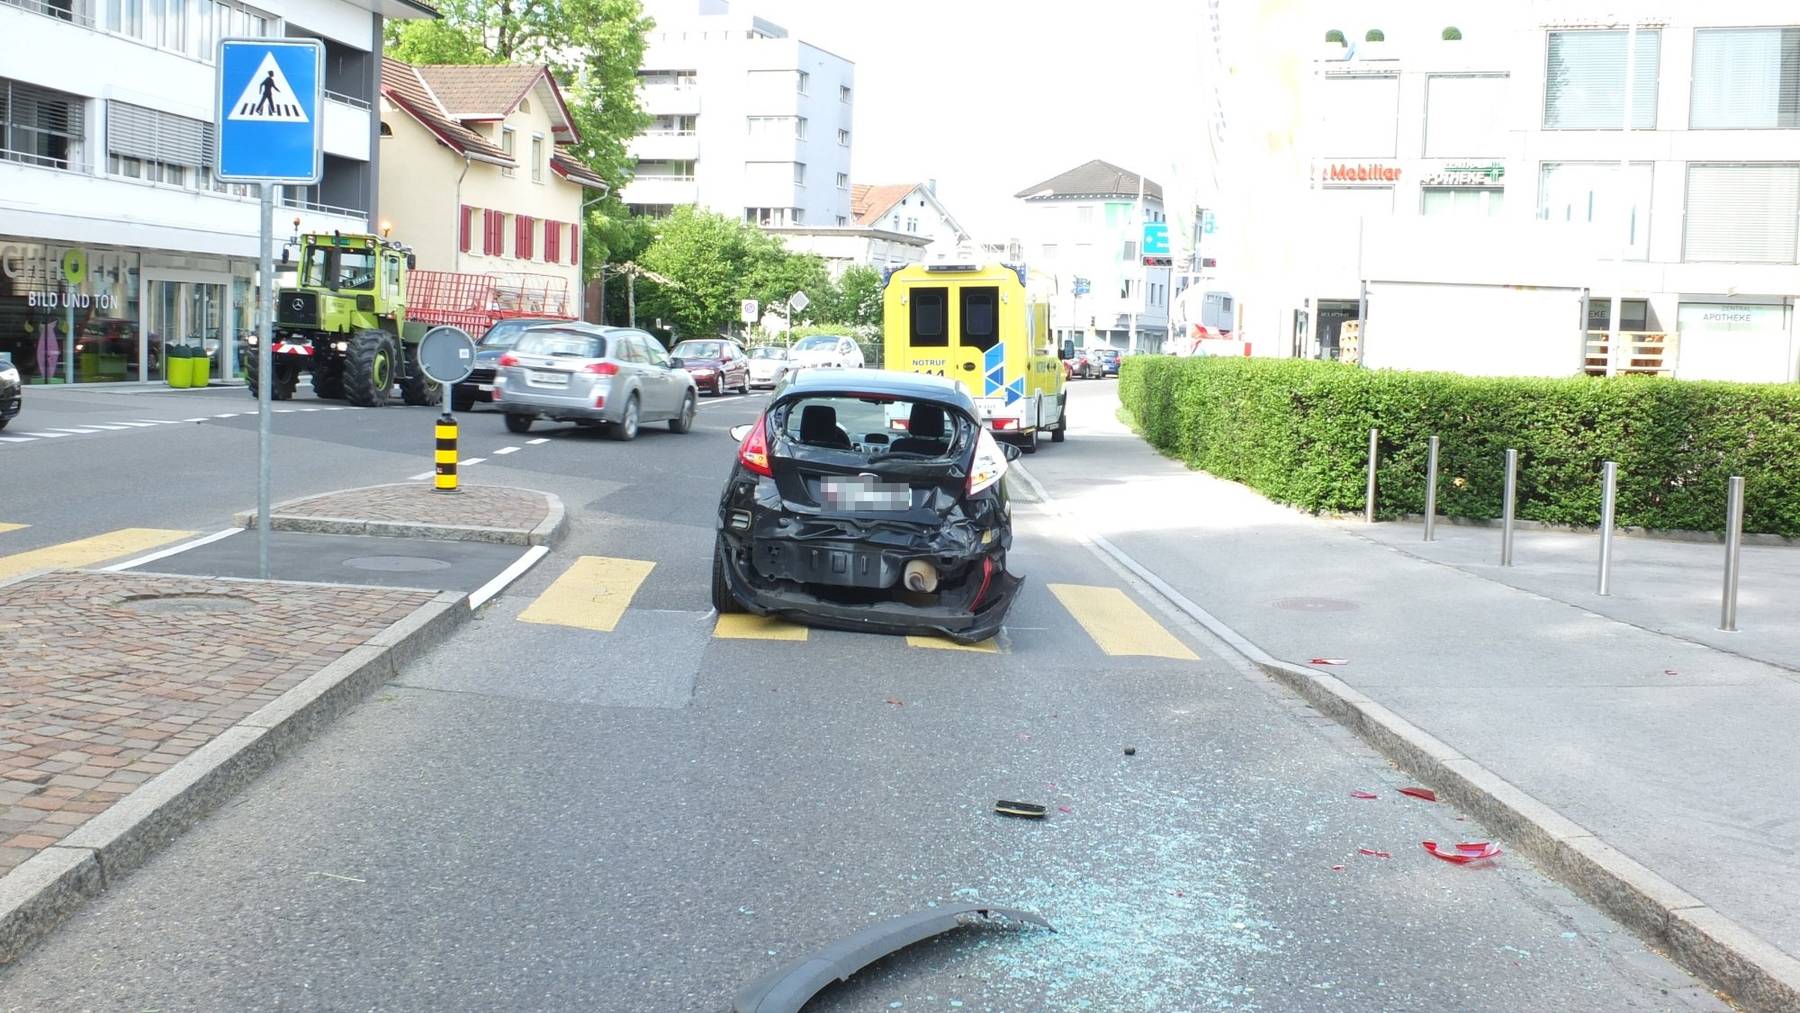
top-left (1059, 340), bottom-right (1075, 361)
top-left (406, 254), bottom-right (417, 270)
top-left (669, 356), bottom-right (686, 369)
top-left (1000, 442), bottom-right (1022, 462)
top-left (729, 423), bottom-right (753, 442)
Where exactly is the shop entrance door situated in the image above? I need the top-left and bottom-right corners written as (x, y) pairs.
top-left (144, 276), bottom-right (229, 383)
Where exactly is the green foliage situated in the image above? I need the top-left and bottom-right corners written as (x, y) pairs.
top-left (826, 265), bottom-right (885, 330)
top-left (385, 0), bottom-right (652, 268)
top-left (1364, 28), bottom-right (1385, 42)
top-left (1118, 357), bottom-right (1800, 536)
top-left (739, 230), bottom-right (831, 326)
top-left (1441, 26), bottom-right (1463, 41)
top-left (1325, 29), bottom-right (1346, 45)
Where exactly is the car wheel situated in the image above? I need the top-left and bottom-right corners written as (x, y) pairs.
top-left (504, 413), bottom-right (533, 434)
top-left (669, 391), bottom-right (696, 434)
top-left (1051, 399), bottom-right (1067, 443)
top-left (738, 371), bottom-right (751, 395)
top-left (1018, 429), bottom-right (1039, 455)
top-left (452, 390), bottom-right (475, 413)
top-left (610, 394), bottom-right (640, 441)
top-left (712, 537), bottom-right (744, 613)
top-left (0, 417), bottom-right (8, 431)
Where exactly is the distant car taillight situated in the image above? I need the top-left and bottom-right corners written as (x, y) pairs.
top-left (585, 361), bottom-right (619, 376)
top-left (498, 353), bottom-right (519, 367)
top-left (739, 415), bottom-right (773, 477)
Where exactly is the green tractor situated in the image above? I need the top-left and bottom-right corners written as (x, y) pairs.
top-left (246, 231), bottom-right (440, 408)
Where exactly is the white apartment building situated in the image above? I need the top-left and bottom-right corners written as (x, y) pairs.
top-left (848, 181), bottom-right (969, 262)
top-left (623, 0), bottom-right (852, 230)
top-left (1015, 159), bottom-right (1174, 353)
top-left (764, 225), bottom-right (927, 280)
top-left (1204, 1), bottom-right (1800, 383)
top-left (0, 0), bottom-right (427, 387)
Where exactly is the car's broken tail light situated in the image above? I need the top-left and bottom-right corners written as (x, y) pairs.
top-left (593, 394), bottom-right (606, 408)
top-left (968, 428), bottom-right (1008, 495)
top-left (971, 556), bottom-right (996, 611)
top-left (740, 415), bottom-right (773, 477)
top-left (584, 361), bottom-right (619, 375)
top-left (498, 353), bottom-right (519, 367)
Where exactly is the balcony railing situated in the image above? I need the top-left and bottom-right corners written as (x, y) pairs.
top-left (281, 194), bottom-right (367, 220)
top-left (1, 0), bottom-right (96, 28)
top-left (324, 89), bottom-right (372, 111)
top-left (1584, 330), bottom-right (1677, 377)
top-left (1, 142), bottom-right (90, 174)
top-left (640, 129), bottom-right (698, 137)
top-left (633, 173), bottom-right (696, 182)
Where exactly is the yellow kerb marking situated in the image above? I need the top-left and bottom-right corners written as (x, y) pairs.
top-left (714, 614), bottom-right (809, 641)
top-left (516, 555), bottom-right (655, 632)
top-left (1046, 583), bottom-right (1199, 661)
top-left (0, 528), bottom-right (195, 580)
top-left (0, 523), bottom-right (27, 535)
top-left (905, 635), bottom-right (999, 653)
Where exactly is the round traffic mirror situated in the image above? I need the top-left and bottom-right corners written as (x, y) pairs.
top-left (417, 325), bottom-right (477, 385)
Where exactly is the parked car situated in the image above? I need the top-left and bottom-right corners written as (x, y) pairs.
top-left (0, 358), bottom-right (20, 430)
top-left (1091, 347), bottom-right (1122, 376)
top-left (1062, 349), bottom-right (1097, 381)
top-left (453, 317), bottom-right (581, 411)
top-left (787, 334), bottom-right (865, 371)
top-left (493, 326), bottom-right (697, 440)
top-left (747, 345), bottom-right (791, 389)
top-left (672, 339), bottom-right (751, 395)
top-left (712, 368), bottom-right (1022, 644)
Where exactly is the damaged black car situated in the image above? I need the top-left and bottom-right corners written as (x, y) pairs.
top-left (712, 369), bottom-right (1022, 644)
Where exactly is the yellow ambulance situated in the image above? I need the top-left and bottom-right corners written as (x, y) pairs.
top-left (880, 262), bottom-right (1069, 450)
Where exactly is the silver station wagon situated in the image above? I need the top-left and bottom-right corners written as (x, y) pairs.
top-left (493, 325), bottom-right (699, 441)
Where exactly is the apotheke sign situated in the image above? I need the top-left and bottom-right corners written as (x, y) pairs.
top-left (1320, 162), bottom-right (1401, 185)
top-left (1420, 163), bottom-right (1506, 187)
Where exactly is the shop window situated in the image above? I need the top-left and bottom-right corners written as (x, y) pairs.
top-left (1421, 187), bottom-right (1504, 217)
top-left (1544, 29), bottom-right (1660, 129)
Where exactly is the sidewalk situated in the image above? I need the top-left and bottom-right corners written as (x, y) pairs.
top-left (1023, 385), bottom-right (1800, 1009)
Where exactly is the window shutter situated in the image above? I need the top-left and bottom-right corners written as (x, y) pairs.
top-left (570, 223), bottom-right (579, 261)
top-left (1691, 28), bottom-right (1800, 129)
top-left (459, 205), bottom-right (473, 253)
top-left (544, 221), bottom-right (560, 264)
top-left (108, 101), bottom-right (207, 166)
top-left (1684, 164), bottom-right (1800, 263)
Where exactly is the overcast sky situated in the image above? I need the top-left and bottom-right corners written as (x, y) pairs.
top-left (738, 0), bottom-right (1207, 239)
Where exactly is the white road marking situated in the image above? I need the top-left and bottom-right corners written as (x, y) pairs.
top-left (135, 419), bottom-right (182, 425)
top-left (298, 407), bottom-right (322, 412)
top-left (20, 431), bottom-right (69, 438)
top-left (460, 457), bottom-right (486, 466)
top-left (183, 417), bottom-right (210, 423)
top-left (79, 423), bottom-right (131, 431)
top-left (212, 413), bottom-right (238, 419)
top-left (467, 545), bottom-right (550, 610)
top-left (46, 428), bottom-right (101, 435)
top-left (274, 409), bottom-right (296, 414)
top-left (115, 421), bottom-right (161, 427)
top-left (0, 436), bottom-right (36, 443)
top-left (526, 438), bottom-right (550, 445)
top-left (492, 446), bottom-right (520, 455)
top-left (408, 471), bottom-right (434, 481)
top-left (103, 527), bottom-right (242, 571)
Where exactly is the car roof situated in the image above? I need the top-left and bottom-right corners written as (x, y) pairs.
top-left (777, 368), bottom-right (977, 412)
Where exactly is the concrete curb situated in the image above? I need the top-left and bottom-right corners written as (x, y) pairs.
top-left (1011, 462), bottom-right (1800, 1012)
top-left (232, 484), bottom-right (567, 547)
top-left (0, 588), bottom-right (469, 966)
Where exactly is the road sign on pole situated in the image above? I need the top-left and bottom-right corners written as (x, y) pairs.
top-left (740, 299), bottom-right (760, 325)
top-left (787, 290), bottom-right (811, 313)
top-left (217, 38), bottom-right (322, 579)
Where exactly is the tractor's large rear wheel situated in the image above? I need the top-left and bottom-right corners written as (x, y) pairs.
top-left (312, 358), bottom-right (346, 400)
top-left (243, 354), bottom-right (299, 400)
top-left (399, 342), bottom-right (441, 407)
top-left (344, 329), bottom-right (397, 407)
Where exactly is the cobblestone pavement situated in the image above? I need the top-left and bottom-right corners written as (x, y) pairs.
top-left (0, 570), bottom-right (431, 877)
top-left (269, 483), bottom-right (550, 530)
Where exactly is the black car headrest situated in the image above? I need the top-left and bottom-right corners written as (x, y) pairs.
top-left (907, 403), bottom-right (946, 440)
top-left (799, 404), bottom-right (845, 446)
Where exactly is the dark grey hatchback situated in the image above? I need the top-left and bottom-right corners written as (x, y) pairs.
top-left (712, 369), bottom-right (1021, 644)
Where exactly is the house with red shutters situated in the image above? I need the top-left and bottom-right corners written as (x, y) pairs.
top-left (377, 56), bottom-right (607, 314)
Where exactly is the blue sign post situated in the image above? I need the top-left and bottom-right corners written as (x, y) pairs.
top-left (1142, 221), bottom-right (1171, 264)
top-left (216, 38), bottom-right (322, 578)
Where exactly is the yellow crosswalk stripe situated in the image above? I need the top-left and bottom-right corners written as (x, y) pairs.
top-left (0, 528), bottom-right (195, 581)
top-left (905, 635), bottom-right (1000, 653)
top-left (517, 555), bottom-right (655, 632)
top-left (1046, 583), bottom-right (1199, 661)
top-left (0, 523), bottom-right (27, 535)
top-left (714, 614), bottom-right (809, 640)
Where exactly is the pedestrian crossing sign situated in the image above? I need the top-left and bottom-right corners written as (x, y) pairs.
top-left (215, 38), bottom-right (322, 183)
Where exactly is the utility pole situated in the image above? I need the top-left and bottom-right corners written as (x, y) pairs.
top-left (1606, 19), bottom-right (1639, 378)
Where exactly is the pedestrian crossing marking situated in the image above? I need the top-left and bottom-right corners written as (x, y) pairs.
top-left (1046, 583), bottom-right (1198, 661)
top-left (905, 635), bottom-right (1000, 653)
top-left (227, 52), bottom-right (309, 122)
top-left (0, 528), bottom-right (195, 581)
top-left (517, 555), bottom-right (655, 632)
top-left (714, 614), bottom-right (809, 641)
top-left (0, 523), bottom-right (27, 535)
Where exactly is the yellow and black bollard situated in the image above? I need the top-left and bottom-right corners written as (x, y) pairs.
top-left (434, 413), bottom-right (458, 492)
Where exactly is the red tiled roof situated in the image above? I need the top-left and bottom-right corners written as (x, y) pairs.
top-left (849, 183), bottom-right (917, 227)
top-left (381, 56), bottom-right (512, 165)
top-left (551, 151), bottom-right (607, 190)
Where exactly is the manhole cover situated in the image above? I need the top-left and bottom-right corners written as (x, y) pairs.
top-left (1269, 596), bottom-right (1362, 613)
top-left (342, 555), bottom-right (454, 573)
top-left (120, 593), bottom-right (255, 614)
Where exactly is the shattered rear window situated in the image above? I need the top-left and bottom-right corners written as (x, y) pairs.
top-left (777, 395), bottom-right (966, 460)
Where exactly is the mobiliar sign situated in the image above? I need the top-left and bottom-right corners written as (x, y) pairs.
top-left (1320, 162), bottom-right (1402, 185)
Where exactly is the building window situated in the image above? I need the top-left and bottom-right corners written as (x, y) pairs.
top-left (796, 70), bottom-right (809, 94)
top-left (2, 79), bottom-right (86, 171)
top-left (1691, 28), bottom-right (1800, 129)
top-left (635, 159), bottom-right (695, 180)
top-left (648, 114), bottom-right (697, 135)
top-left (1421, 187), bottom-right (1504, 217)
top-left (794, 162), bottom-right (806, 185)
top-left (1544, 29), bottom-right (1660, 130)
top-left (1122, 240), bottom-right (1137, 262)
top-left (1424, 74), bottom-right (1508, 157)
top-left (107, 100), bottom-right (213, 189)
top-left (99, 0), bottom-right (272, 62)
top-left (795, 116), bottom-right (807, 140)
top-left (839, 84), bottom-right (851, 103)
top-left (835, 171), bottom-right (848, 189)
top-left (748, 115), bottom-right (804, 139)
top-left (1314, 73), bottom-right (1400, 156)
top-left (501, 127), bottom-right (515, 176)
top-left (637, 70), bottom-right (697, 89)
top-left (836, 215), bottom-right (846, 225)
top-left (1684, 164), bottom-right (1800, 263)
top-left (1077, 206), bottom-right (1094, 226)
top-left (792, 208), bottom-right (804, 224)
top-left (531, 134), bottom-right (544, 182)
top-left (905, 217), bottom-right (918, 233)
top-left (837, 128), bottom-right (850, 146)
top-left (1537, 161), bottom-right (1652, 259)
top-left (1041, 243), bottom-right (1058, 258)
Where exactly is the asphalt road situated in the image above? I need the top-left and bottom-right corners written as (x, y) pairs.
top-left (0, 378), bottom-right (1728, 1011)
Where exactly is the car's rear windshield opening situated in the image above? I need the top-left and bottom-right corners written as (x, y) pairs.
top-left (516, 331), bottom-right (606, 358)
top-left (675, 341), bottom-right (724, 358)
top-left (777, 395), bottom-right (969, 460)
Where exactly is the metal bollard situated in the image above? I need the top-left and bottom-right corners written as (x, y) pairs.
top-left (434, 414), bottom-right (458, 492)
top-left (1597, 461), bottom-right (1617, 595)
top-left (1500, 448), bottom-right (1518, 566)
top-left (1721, 475), bottom-right (1744, 632)
top-left (1365, 428), bottom-right (1379, 524)
top-left (1423, 435), bottom-right (1440, 541)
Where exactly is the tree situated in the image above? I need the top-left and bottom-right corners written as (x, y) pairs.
top-left (386, 0), bottom-right (652, 265)
top-left (740, 231), bottom-right (830, 326)
top-left (828, 265), bottom-right (884, 329)
top-left (637, 207), bottom-right (753, 337)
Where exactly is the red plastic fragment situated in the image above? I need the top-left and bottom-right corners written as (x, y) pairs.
top-left (1398, 787), bottom-right (1438, 802)
top-left (1057, 805), bottom-right (1072, 814)
top-left (1664, 669), bottom-right (1679, 676)
top-left (884, 697), bottom-right (904, 706)
top-left (1357, 848), bottom-right (1391, 858)
top-left (1422, 840), bottom-right (1502, 863)
top-left (1330, 864), bottom-right (1345, 872)
top-left (1310, 658), bottom-right (1349, 666)
top-left (1349, 790), bottom-right (1378, 800)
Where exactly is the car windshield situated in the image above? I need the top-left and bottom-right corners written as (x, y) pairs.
top-left (481, 321), bottom-right (556, 350)
top-left (793, 336), bottom-right (843, 352)
top-left (674, 341), bottom-right (724, 359)
top-left (300, 247), bottom-right (376, 291)
top-left (778, 394), bottom-right (966, 460)
top-left (514, 330), bottom-right (606, 359)
top-left (750, 347), bottom-right (787, 360)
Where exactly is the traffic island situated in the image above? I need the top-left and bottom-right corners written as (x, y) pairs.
top-left (234, 482), bottom-right (566, 545)
top-left (0, 569), bottom-right (466, 964)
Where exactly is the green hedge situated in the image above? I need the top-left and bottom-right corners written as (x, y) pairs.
top-left (1118, 356), bottom-right (1800, 536)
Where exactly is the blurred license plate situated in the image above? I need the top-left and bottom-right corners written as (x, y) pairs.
top-left (528, 370), bottom-right (568, 386)
top-left (821, 476), bottom-right (909, 510)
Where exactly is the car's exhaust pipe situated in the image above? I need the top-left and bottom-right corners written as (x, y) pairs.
top-left (903, 559), bottom-right (939, 594)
